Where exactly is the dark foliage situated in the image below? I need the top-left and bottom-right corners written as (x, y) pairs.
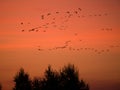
top-left (13, 64), bottom-right (89, 90)
top-left (59, 64), bottom-right (80, 90)
top-left (32, 77), bottom-right (42, 90)
top-left (13, 68), bottom-right (32, 90)
top-left (42, 65), bottom-right (59, 90)
top-left (0, 83), bottom-right (2, 90)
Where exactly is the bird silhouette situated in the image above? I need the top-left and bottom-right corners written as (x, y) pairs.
top-left (56, 12), bottom-right (59, 14)
top-left (38, 49), bottom-right (43, 51)
top-left (78, 8), bottom-right (82, 11)
top-left (47, 13), bottom-right (51, 16)
top-left (21, 22), bottom-right (23, 25)
top-left (74, 11), bottom-right (78, 14)
top-left (41, 15), bottom-right (44, 19)
top-left (21, 30), bottom-right (25, 32)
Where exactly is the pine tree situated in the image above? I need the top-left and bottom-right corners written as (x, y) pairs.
top-left (13, 68), bottom-right (32, 90)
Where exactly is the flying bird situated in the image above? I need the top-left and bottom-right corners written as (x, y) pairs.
top-left (74, 11), bottom-right (78, 14)
top-left (66, 11), bottom-right (70, 14)
top-left (47, 13), bottom-right (51, 16)
top-left (41, 15), bottom-right (44, 19)
top-left (78, 8), bottom-right (82, 11)
top-left (56, 12), bottom-right (59, 14)
top-left (21, 22), bottom-right (23, 25)
top-left (21, 30), bottom-right (25, 32)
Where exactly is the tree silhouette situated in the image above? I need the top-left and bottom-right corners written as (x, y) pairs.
top-left (59, 64), bottom-right (80, 90)
top-left (59, 64), bottom-right (89, 90)
top-left (32, 77), bottom-right (42, 90)
top-left (42, 65), bottom-right (60, 90)
top-left (13, 64), bottom-right (89, 90)
top-left (13, 68), bottom-right (32, 90)
top-left (0, 83), bottom-right (2, 90)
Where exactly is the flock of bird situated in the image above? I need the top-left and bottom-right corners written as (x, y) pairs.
top-left (37, 39), bottom-right (120, 55)
top-left (20, 8), bottom-right (110, 33)
top-left (101, 28), bottom-right (113, 31)
top-left (18, 7), bottom-right (119, 55)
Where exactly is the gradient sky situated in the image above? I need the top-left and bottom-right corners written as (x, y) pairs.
top-left (0, 0), bottom-right (120, 90)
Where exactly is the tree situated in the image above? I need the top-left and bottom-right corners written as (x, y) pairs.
top-left (59, 64), bottom-right (89, 90)
top-left (59, 64), bottom-right (79, 90)
top-left (32, 77), bottom-right (42, 90)
top-left (39, 64), bottom-right (89, 90)
top-left (13, 64), bottom-right (90, 90)
top-left (13, 68), bottom-right (32, 90)
top-left (0, 83), bottom-right (2, 90)
top-left (43, 65), bottom-right (59, 90)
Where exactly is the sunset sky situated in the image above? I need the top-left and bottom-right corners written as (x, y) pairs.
top-left (0, 0), bottom-right (120, 90)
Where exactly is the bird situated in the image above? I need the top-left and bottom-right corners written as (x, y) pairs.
top-left (36, 30), bottom-right (39, 32)
top-left (29, 28), bottom-right (35, 32)
top-left (38, 49), bottom-right (43, 51)
top-left (101, 28), bottom-right (104, 31)
top-left (85, 48), bottom-right (88, 50)
top-left (94, 14), bottom-right (97, 16)
top-left (97, 52), bottom-right (101, 54)
top-left (53, 18), bottom-right (56, 20)
top-left (20, 22), bottom-right (23, 25)
top-left (78, 8), bottom-right (82, 11)
top-left (65, 40), bottom-right (71, 44)
top-left (106, 28), bottom-right (109, 31)
top-left (72, 48), bottom-right (75, 51)
top-left (91, 48), bottom-right (94, 50)
top-left (69, 47), bottom-right (72, 50)
top-left (47, 13), bottom-right (51, 16)
top-left (108, 28), bottom-right (112, 31)
top-left (21, 30), bottom-right (25, 32)
top-left (66, 11), bottom-right (70, 14)
top-left (46, 23), bottom-right (49, 25)
top-left (74, 11), bottom-right (78, 14)
top-left (56, 12), bottom-right (59, 14)
top-left (101, 50), bottom-right (104, 52)
top-left (55, 45), bottom-right (68, 49)
top-left (79, 39), bottom-right (82, 42)
top-left (51, 22), bottom-right (55, 24)
top-left (104, 13), bottom-right (108, 16)
top-left (74, 33), bottom-right (78, 36)
top-left (115, 45), bottom-right (120, 47)
top-left (80, 48), bottom-right (83, 50)
top-left (41, 15), bottom-right (44, 19)
top-left (106, 49), bottom-right (110, 52)
top-left (109, 45), bottom-right (114, 48)
top-left (53, 25), bottom-right (57, 28)
top-left (98, 14), bottom-right (102, 16)
top-left (94, 50), bottom-right (98, 52)
top-left (28, 22), bottom-right (30, 24)
top-left (43, 30), bottom-right (46, 32)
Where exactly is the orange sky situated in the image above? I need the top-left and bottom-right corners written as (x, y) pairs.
top-left (0, 0), bottom-right (120, 90)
